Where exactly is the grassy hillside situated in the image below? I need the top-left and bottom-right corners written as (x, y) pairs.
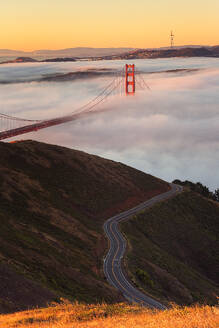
top-left (0, 140), bottom-right (169, 313)
top-left (122, 191), bottom-right (219, 306)
top-left (0, 302), bottom-right (217, 328)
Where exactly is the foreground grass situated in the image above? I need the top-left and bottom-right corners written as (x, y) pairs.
top-left (0, 302), bottom-right (218, 328)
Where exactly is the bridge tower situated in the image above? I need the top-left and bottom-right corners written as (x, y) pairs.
top-left (125, 64), bottom-right (135, 95)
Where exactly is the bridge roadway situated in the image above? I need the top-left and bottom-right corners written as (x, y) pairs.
top-left (0, 73), bottom-right (121, 141)
top-left (0, 112), bottom-right (87, 141)
top-left (103, 183), bottom-right (183, 309)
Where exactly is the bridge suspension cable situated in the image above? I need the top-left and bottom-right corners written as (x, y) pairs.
top-left (72, 69), bottom-right (124, 115)
top-left (135, 69), bottom-right (151, 91)
top-left (0, 113), bottom-right (41, 122)
top-left (0, 65), bottom-right (150, 141)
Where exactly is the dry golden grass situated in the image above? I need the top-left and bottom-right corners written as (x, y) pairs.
top-left (0, 301), bottom-right (218, 328)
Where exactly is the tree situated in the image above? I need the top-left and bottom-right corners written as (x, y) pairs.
top-left (213, 189), bottom-right (219, 202)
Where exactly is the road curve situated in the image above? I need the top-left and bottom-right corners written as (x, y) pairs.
top-left (103, 183), bottom-right (183, 309)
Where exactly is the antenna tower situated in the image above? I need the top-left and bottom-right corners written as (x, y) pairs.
top-left (170, 30), bottom-right (174, 48)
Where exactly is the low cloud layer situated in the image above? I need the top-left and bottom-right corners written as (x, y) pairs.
top-left (1, 58), bottom-right (219, 190)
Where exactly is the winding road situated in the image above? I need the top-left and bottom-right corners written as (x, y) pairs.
top-left (103, 183), bottom-right (183, 309)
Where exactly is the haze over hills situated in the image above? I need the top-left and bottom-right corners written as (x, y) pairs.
top-left (2, 45), bottom-right (219, 64)
top-left (0, 140), bottom-right (218, 314)
top-left (0, 47), bottom-right (136, 59)
top-left (0, 45), bottom-right (212, 57)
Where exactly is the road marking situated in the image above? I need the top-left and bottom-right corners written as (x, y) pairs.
top-left (108, 221), bottom-right (158, 305)
top-left (108, 224), bottom-right (162, 306)
top-left (104, 183), bottom-right (183, 308)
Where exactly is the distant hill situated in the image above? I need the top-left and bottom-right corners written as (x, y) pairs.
top-left (112, 46), bottom-right (219, 60)
top-left (0, 47), bottom-right (135, 59)
top-left (0, 57), bottom-right (37, 64)
top-left (0, 49), bottom-right (26, 55)
top-left (0, 57), bottom-right (77, 65)
top-left (2, 46), bottom-right (219, 64)
top-left (0, 140), bottom-right (168, 313)
top-left (0, 46), bottom-right (211, 58)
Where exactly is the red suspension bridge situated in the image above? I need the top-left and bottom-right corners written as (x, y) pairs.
top-left (0, 65), bottom-right (149, 141)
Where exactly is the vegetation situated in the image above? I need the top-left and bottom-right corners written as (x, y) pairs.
top-left (173, 179), bottom-right (219, 202)
top-left (1, 140), bottom-right (218, 314)
top-left (0, 140), bottom-right (169, 313)
top-left (0, 301), bottom-right (217, 328)
top-left (122, 191), bottom-right (219, 306)
top-left (136, 269), bottom-right (154, 288)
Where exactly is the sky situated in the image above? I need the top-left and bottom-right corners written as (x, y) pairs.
top-left (1, 0), bottom-right (219, 51)
top-left (0, 57), bottom-right (219, 191)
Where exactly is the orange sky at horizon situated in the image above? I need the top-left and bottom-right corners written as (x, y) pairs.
top-left (1, 0), bottom-right (219, 51)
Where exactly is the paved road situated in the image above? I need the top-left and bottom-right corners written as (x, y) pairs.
top-left (103, 183), bottom-right (183, 309)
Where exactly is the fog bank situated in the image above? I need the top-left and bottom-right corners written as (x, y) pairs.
top-left (1, 58), bottom-right (219, 190)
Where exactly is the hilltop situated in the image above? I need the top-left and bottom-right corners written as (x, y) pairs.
top-left (107, 46), bottom-right (219, 61)
top-left (0, 140), bottom-right (168, 313)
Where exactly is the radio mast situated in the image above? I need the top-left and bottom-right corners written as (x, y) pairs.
top-left (170, 30), bottom-right (174, 48)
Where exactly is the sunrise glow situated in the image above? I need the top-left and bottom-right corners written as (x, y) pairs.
top-left (1, 0), bottom-right (219, 51)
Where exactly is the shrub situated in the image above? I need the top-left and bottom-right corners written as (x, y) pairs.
top-left (136, 269), bottom-right (154, 288)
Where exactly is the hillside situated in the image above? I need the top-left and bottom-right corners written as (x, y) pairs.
top-left (91, 46), bottom-right (219, 61)
top-left (119, 47), bottom-right (213, 60)
top-left (122, 191), bottom-right (219, 306)
top-left (0, 302), bottom-right (217, 328)
top-left (0, 140), bottom-right (169, 313)
top-left (2, 46), bottom-right (219, 64)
